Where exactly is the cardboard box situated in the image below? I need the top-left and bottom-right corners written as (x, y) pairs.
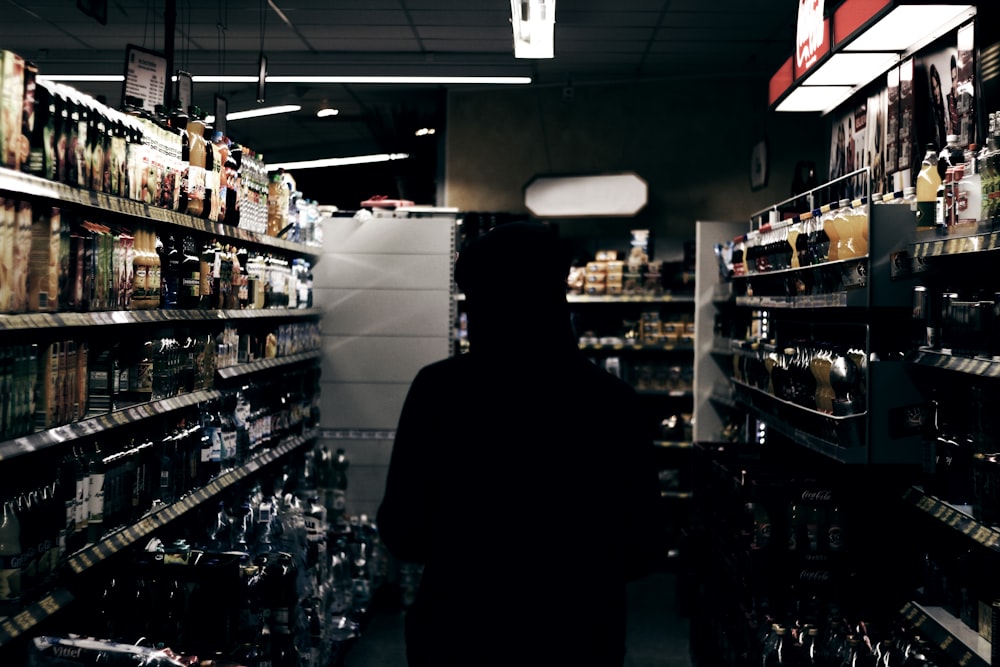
top-left (29, 206), bottom-right (61, 311)
top-left (0, 50), bottom-right (26, 170)
top-left (0, 197), bottom-right (14, 312)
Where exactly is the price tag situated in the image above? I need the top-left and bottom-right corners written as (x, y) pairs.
top-left (973, 526), bottom-right (993, 545)
top-left (940, 635), bottom-right (953, 650)
top-left (1, 619), bottom-right (19, 639)
top-left (112, 532), bottom-right (128, 549)
top-left (958, 650), bottom-right (973, 666)
top-left (37, 596), bottom-right (60, 615)
top-left (77, 551), bottom-right (95, 569)
top-left (933, 504), bottom-right (949, 519)
top-left (12, 610), bottom-right (37, 632)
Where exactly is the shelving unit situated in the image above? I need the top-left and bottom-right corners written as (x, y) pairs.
top-left (568, 285), bottom-right (696, 560)
top-left (892, 220), bottom-right (1000, 667)
top-left (0, 165), bottom-right (325, 662)
top-left (0, 168), bottom-right (321, 259)
top-left (689, 171), bottom-right (945, 667)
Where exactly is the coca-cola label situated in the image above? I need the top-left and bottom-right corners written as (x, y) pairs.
top-left (799, 569), bottom-right (832, 582)
top-left (795, 0), bottom-right (827, 79)
top-left (801, 489), bottom-right (834, 502)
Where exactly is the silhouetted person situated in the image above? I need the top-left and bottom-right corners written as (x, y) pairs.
top-left (377, 221), bottom-right (666, 667)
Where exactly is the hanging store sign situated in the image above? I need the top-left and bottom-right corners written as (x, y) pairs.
top-left (795, 0), bottom-right (828, 79)
top-left (121, 44), bottom-right (166, 113)
top-left (524, 172), bottom-right (647, 218)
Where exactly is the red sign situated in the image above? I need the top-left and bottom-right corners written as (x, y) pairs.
top-left (795, 0), bottom-right (829, 80)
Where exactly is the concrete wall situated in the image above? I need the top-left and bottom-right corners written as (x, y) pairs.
top-left (444, 76), bottom-right (826, 253)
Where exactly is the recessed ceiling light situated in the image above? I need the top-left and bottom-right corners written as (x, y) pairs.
top-left (415, 127), bottom-right (436, 136)
top-left (317, 108), bottom-right (340, 117)
top-left (266, 153), bottom-right (410, 171)
top-left (205, 104), bottom-right (301, 124)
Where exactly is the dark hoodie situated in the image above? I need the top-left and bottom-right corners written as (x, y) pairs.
top-left (377, 222), bottom-right (665, 667)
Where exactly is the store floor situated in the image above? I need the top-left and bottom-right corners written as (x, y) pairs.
top-left (343, 571), bottom-right (692, 666)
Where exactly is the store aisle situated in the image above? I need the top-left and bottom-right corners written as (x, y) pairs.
top-left (343, 572), bottom-right (692, 666)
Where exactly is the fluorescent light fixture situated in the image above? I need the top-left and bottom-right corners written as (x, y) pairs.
top-left (843, 4), bottom-right (975, 53)
top-left (415, 127), bottom-right (436, 136)
top-left (316, 108), bottom-right (340, 117)
top-left (510, 0), bottom-right (556, 59)
top-left (803, 52), bottom-right (900, 86)
top-left (194, 75), bottom-right (259, 83)
top-left (775, 85), bottom-right (854, 112)
top-left (205, 104), bottom-right (301, 124)
top-left (266, 153), bottom-right (410, 171)
top-left (42, 74), bottom-right (530, 86)
top-left (226, 104), bottom-right (300, 120)
top-left (39, 74), bottom-right (124, 82)
top-left (269, 75), bottom-right (531, 84)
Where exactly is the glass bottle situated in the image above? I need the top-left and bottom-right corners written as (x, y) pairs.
top-left (185, 108), bottom-right (206, 218)
top-left (0, 499), bottom-right (23, 611)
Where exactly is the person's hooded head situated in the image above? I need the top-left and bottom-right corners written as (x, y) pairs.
top-left (454, 221), bottom-right (575, 356)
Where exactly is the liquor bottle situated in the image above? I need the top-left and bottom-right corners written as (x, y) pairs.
top-left (959, 147), bottom-right (981, 226)
top-left (159, 233), bottom-right (180, 309)
top-left (185, 109), bottom-right (206, 218)
top-left (202, 123), bottom-right (215, 220)
top-left (198, 240), bottom-right (218, 309)
top-left (86, 444), bottom-right (106, 543)
top-left (148, 232), bottom-right (162, 308)
top-left (0, 499), bottom-right (23, 614)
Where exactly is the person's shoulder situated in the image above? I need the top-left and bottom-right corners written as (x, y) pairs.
top-left (412, 355), bottom-right (470, 383)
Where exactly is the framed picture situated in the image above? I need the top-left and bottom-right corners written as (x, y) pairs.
top-left (750, 139), bottom-right (769, 191)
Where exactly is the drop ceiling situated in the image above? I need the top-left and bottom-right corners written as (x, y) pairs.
top-left (1, 0), bottom-right (798, 162)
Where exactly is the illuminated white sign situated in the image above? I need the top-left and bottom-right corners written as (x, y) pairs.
top-left (796, 0), bottom-right (826, 73)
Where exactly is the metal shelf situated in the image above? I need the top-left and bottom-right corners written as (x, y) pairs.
top-left (566, 294), bottom-right (695, 304)
top-left (0, 388), bottom-right (223, 462)
top-left (910, 223), bottom-right (1000, 261)
top-left (900, 601), bottom-right (991, 667)
top-left (0, 428), bottom-right (318, 649)
top-left (0, 350), bottom-right (321, 462)
top-left (902, 486), bottom-right (1000, 553)
top-left (0, 167), bottom-right (321, 259)
top-left (0, 307), bottom-right (323, 332)
top-left (578, 341), bottom-right (693, 352)
top-left (908, 348), bottom-right (1000, 380)
top-left (735, 289), bottom-right (865, 309)
top-left (216, 349), bottom-right (322, 380)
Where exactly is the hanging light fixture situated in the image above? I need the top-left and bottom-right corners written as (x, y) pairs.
top-left (771, 0), bottom-right (975, 113)
top-left (510, 0), bottom-right (556, 59)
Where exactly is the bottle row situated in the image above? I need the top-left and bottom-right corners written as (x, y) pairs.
top-left (757, 615), bottom-right (956, 667)
top-left (0, 367), bottom-right (321, 618)
top-left (912, 114), bottom-right (1000, 230)
top-left (11, 443), bottom-right (379, 667)
top-left (0, 199), bottom-right (314, 315)
top-left (715, 199), bottom-right (871, 282)
top-left (731, 341), bottom-right (867, 417)
top-left (0, 319), bottom-right (320, 442)
top-left (0, 49), bottom-right (322, 245)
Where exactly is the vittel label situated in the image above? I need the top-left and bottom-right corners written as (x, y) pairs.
top-left (796, 0), bottom-right (825, 73)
